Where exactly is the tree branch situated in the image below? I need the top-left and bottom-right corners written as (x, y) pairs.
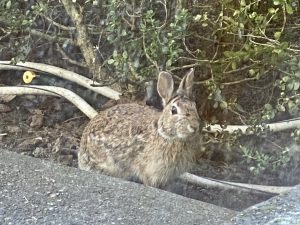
top-left (206, 118), bottom-right (300, 134)
top-left (0, 61), bottom-right (121, 100)
top-left (60, 0), bottom-right (109, 79)
top-left (0, 86), bottom-right (98, 119)
top-left (180, 173), bottom-right (293, 195)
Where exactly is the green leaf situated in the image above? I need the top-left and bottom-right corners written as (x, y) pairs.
top-left (233, 10), bottom-right (240, 17)
top-left (220, 101), bottom-right (228, 109)
top-left (132, 59), bottom-right (140, 68)
top-left (288, 100), bottom-right (295, 110)
top-left (166, 59), bottom-right (172, 67)
top-left (273, 0), bottom-right (281, 6)
top-left (213, 102), bottom-right (219, 109)
top-left (268, 8), bottom-right (276, 14)
top-left (194, 14), bottom-right (202, 21)
top-left (249, 69), bottom-right (256, 76)
top-left (121, 29), bottom-right (127, 36)
top-left (286, 81), bottom-right (294, 91)
top-left (282, 76), bottom-right (290, 82)
top-left (162, 46), bottom-right (169, 53)
top-left (274, 31), bottom-right (281, 40)
top-left (286, 4), bottom-right (293, 15)
top-left (107, 59), bottom-right (115, 64)
top-left (295, 71), bottom-right (300, 78)
top-left (294, 81), bottom-right (300, 90)
top-left (276, 104), bottom-right (285, 112)
top-left (113, 50), bottom-right (118, 58)
top-left (223, 51), bottom-right (234, 58)
top-left (6, 0), bottom-right (11, 9)
top-left (264, 103), bottom-right (273, 111)
top-left (107, 34), bottom-right (115, 42)
top-left (122, 51), bottom-right (128, 59)
top-left (231, 61), bottom-right (237, 70)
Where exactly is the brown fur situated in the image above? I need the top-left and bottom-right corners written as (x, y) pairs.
top-left (79, 69), bottom-right (203, 187)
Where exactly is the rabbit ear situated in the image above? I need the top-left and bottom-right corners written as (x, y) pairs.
top-left (157, 71), bottom-right (174, 106)
top-left (177, 68), bottom-right (194, 98)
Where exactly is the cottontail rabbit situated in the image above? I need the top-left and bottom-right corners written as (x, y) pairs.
top-left (79, 69), bottom-right (202, 187)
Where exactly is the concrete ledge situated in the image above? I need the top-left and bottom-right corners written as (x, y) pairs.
top-left (0, 150), bottom-right (235, 225)
top-left (228, 184), bottom-right (300, 225)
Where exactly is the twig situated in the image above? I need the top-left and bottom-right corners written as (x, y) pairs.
top-left (56, 43), bottom-right (86, 68)
top-left (280, 3), bottom-right (287, 34)
top-left (62, 116), bottom-right (85, 124)
top-left (0, 86), bottom-right (98, 119)
top-left (0, 29), bottom-right (11, 41)
top-left (221, 77), bottom-right (257, 86)
top-left (29, 29), bottom-right (74, 45)
top-left (42, 15), bottom-right (76, 31)
top-left (156, 0), bottom-right (168, 30)
top-left (142, 33), bottom-right (159, 71)
top-left (180, 173), bottom-right (293, 195)
top-left (223, 64), bottom-right (254, 74)
top-left (0, 61), bottom-right (121, 100)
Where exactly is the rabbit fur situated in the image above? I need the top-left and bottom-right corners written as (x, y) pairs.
top-left (79, 69), bottom-right (203, 187)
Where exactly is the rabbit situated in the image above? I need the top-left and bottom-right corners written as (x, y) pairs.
top-left (78, 68), bottom-right (203, 187)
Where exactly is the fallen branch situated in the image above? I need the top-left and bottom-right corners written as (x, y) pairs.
top-left (0, 61), bottom-right (121, 100)
top-left (180, 173), bottom-right (293, 195)
top-left (0, 86), bottom-right (98, 119)
top-left (206, 118), bottom-right (300, 134)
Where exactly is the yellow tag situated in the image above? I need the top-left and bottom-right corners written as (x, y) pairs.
top-left (23, 71), bottom-right (36, 84)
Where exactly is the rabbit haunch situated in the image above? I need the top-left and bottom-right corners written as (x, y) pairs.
top-left (79, 69), bottom-right (203, 187)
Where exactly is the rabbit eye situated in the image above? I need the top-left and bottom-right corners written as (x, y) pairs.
top-left (171, 106), bottom-right (177, 115)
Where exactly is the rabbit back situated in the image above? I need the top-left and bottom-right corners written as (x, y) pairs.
top-left (79, 103), bottom-right (160, 180)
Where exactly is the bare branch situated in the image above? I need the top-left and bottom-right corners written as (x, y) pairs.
top-left (0, 61), bottom-right (121, 100)
top-left (0, 86), bottom-right (98, 119)
top-left (56, 43), bottom-right (86, 68)
top-left (206, 118), bottom-right (300, 134)
top-left (181, 173), bottom-right (293, 195)
top-left (29, 29), bottom-right (74, 44)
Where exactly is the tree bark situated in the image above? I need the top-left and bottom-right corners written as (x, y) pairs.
top-left (60, 0), bottom-right (108, 80)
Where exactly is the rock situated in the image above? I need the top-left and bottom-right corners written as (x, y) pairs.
top-left (16, 137), bottom-right (43, 152)
top-left (32, 147), bottom-right (48, 158)
top-left (55, 154), bottom-right (74, 166)
top-left (30, 109), bottom-right (44, 128)
top-left (6, 125), bottom-right (21, 133)
top-left (0, 94), bottom-right (16, 103)
top-left (0, 104), bottom-right (11, 113)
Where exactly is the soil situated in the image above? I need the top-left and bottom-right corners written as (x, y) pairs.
top-left (1, 94), bottom-right (300, 211)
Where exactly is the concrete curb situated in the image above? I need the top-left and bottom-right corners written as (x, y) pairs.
top-left (227, 183), bottom-right (300, 225)
top-left (0, 150), bottom-right (235, 225)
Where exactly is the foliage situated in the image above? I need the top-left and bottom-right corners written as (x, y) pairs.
top-left (0, 0), bottom-right (38, 62)
top-left (241, 144), bottom-right (291, 175)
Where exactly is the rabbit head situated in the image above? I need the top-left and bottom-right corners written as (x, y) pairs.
top-left (157, 69), bottom-right (201, 140)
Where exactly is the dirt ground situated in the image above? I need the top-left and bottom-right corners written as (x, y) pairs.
top-left (1, 94), bottom-right (300, 211)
